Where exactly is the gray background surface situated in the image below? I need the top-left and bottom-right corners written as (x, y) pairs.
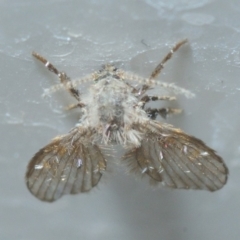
top-left (0, 0), bottom-right (239, 239)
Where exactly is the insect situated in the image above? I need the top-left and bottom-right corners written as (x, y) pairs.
top-left (26, 39), bottom-right (228, 202)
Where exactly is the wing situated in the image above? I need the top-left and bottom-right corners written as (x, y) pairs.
top-left (26, 128), bottom-right (107, 202)
top-left (124, 121), bottom-right (228, 191)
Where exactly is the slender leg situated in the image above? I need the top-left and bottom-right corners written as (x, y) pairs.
top-left (32, 52), bottom-right (80, 101)
top-left (121, 39), bottom-right (189, 96)
top-left (126, 84), bottom-right (149, 96)
top-left (145, 107), bottom-right (182, 119)
top-left (122, 71), bottom-right (194, 98)
top-left (137, 94), bottom-right (176, 109)
top-left (141, 95), bottom-right (176, 103)
top-left (134, 84), bottom-right (151, 96)
top-left (65, 102), bottom-right (85, 110)
top-left (149, 39), bottom-right (188, 80)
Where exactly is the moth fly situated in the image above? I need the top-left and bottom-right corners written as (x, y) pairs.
top-left (26, 39), bottom-right (228, 202)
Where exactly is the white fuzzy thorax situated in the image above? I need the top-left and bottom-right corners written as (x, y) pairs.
top-left (79, 74), bottom-right (149, 147)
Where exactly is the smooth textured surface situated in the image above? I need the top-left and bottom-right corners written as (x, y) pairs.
top-left (0, 0), bottom-right (239, 239)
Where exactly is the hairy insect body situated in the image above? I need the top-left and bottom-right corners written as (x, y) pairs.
top-left (27, 40), bottom-right (228, 202)
top-left (82, 74), bottom-right (148, 146)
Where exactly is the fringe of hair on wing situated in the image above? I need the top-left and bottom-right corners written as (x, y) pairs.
top-left (97, 143), bottom-right (115, 159)
top-left (98, 144), bottom-right (133, 186)
top-left (86, 153), bottom-right (114, 194)
top-left (122, 147), bottom-right (160, 187)
top-left (89, 143), bottom-right (116, 189)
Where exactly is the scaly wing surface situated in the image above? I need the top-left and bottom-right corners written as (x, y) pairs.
top-left (124, 122), bottom-right (228, 191)
top-left (26, 128), bottom-right (106, 202)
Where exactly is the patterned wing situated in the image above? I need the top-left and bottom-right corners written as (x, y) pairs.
top-left (26, 128), bottom-right (106, 202)
top-left (124, 122), bottom-right (228, 191)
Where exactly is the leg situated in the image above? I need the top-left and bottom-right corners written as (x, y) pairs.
top-left (136, 84), bottom-right (151, 96)
top-left (65, 102), bottom-right (85, 110)
top-left (32, 52), bottom-right (80, 101)
top-left (138, 94), bottom-right (176, 109)
top-left (141, 95), bottom-right (176, 103)
top-left (149, 39), bottom-right (188, 80)
top-left (127, 80), bottom-right (152, 97)
top-left (145, 107), bottom-right (182, 119)
top-left (121, 71), bottom-right (194, 98)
